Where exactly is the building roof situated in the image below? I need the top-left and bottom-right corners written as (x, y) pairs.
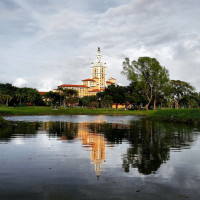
top-left (106, 81), bottom-right (113, 84)
top-left (89, 89), bottom-right (105, 92)
top-left (89, 89), bottom-right (100, 92)
top-left (39, 92), bottom-right (47, 95)
top-left (60, 84), bottom-right (89, 88)
top-left (82, 79), bottom-right (95, 82)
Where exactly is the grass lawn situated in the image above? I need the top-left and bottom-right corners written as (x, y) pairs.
top-left (0, 116), bottom-right (10, 127)
top-left (149, 108), bottom-right (200, 124)
top-left (1, 106), bottom-right (200, 125)
top-left (0, 106), bottom-right (152, 116)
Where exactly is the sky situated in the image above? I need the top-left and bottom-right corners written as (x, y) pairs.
top-left (0, 0), bottom-right (200, 92)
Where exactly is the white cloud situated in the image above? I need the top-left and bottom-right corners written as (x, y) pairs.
top-left (38, 78), bottom-right (63, 92)
top-left (13, 78), bottom-right (27, 88)
top-left (1, 0), bottom-right (200, 91)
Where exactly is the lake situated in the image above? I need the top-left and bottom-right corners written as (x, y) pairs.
top-left (0, 115), bottom-right (200, 200)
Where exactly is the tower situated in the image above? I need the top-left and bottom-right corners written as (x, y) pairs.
top-left (91, 47), bottom-right (107, 90)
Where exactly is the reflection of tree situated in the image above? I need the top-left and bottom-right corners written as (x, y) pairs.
top-left (121, 120), bottom-right (195, 174)
top-left (88, 120), bottom-right (195, 175)
top-left (0, 119), bottom-right (196, 176)
top-left (42, 122), bottom-right (78, 140)
top-left (0, 122), bottom-right (40, 141)
top-left (89, 123), bottom-right (128, 144)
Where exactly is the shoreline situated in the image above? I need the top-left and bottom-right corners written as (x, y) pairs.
top-left (1, 106), bottom-right (200, 125)
top-left (0, 106), bottom-right (151, 116)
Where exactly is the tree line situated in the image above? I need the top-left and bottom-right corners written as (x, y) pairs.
top-left (1, 56), bottom-right (199, 109)
top-left (119, 56), bottom-right (200, 110)
top-left (0, 83), bottom-right (44, 106)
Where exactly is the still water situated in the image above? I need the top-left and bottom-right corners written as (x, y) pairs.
top-left (0, 115), bottom-right (200, 200)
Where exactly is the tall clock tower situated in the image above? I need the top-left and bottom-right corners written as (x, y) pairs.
top-left (91, 47), bottom-right (107, 90)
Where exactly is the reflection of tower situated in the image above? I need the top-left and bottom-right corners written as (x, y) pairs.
top-left (77, 123), bottom-right (106, 178)
top-left (91, 134), bottom-right (106, 178)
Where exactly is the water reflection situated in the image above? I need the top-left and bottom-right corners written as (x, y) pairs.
top-left (40, 122), bottom-right (107, 177)
top-left (0, 116), bottom-right (198, 177)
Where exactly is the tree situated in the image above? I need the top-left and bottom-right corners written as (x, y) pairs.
top-left (16, 88), bottom-right (26, 105)
top-left (0, 83), bottom-right (17, 106)
top-left (58, 88), bottom-right (78, 108)
top-left (126, 83), bottom-right (148, 109)
top-left (87, 95), bottom-right (98, 109)
top-left (104, 85), bottom-right (127, 110)
top-left (101, 95), bottom-right (113, 108)
top-left (180, 92), bottom-right (199, 108)
top-left (122, 57), bottom-right (169, 110)
top-left (0, 90), bottom-right (5, 105)
top-left (45, 91), bottom-right (61, 107)
top-left (27, 89), bottom-right (41, 104)
top-left (170, 80), bottom-right (196, 108)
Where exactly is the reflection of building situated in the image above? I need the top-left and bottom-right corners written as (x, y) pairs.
top-left (77, 123), bottom-right (106, 177)
top-left (91, 134), bottom-right (106, 177)
top-left (54, 47), bottom-right (116, 97)
top-left (41, 121), bottom-right (108, 177)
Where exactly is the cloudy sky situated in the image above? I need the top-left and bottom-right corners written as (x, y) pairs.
top-left (0, 0), bottom-right (200, 91)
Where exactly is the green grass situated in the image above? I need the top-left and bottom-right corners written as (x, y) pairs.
top-left (0, 116), bottom-right (10, 127)
top-left (0, 106), bottom-right (152, 116)
top-left (148, 108), bottom-right (200, 124)
top-left (1, 106), bottom-right (200, 125)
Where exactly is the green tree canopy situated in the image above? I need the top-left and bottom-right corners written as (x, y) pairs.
top-left (104, 85), bottom-right (127, 110)
top-left (122, 57), bottom-right (169, 110)
top-left (45, 91), bottom-right (61, 107)
top-left (58, 88), bottom-right (78, 108)
top-left (170, 80), bottom-right (195, 108)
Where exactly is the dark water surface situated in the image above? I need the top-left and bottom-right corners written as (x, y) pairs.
top-left (1, 115), bottom-right (200, 200)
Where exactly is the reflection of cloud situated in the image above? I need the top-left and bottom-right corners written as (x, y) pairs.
top-left (156, 162), bottom-right (174, 180)
top-left (4, 115), bottom-right (141, 124)
top-left (13, 138), bottom-right (25, 145)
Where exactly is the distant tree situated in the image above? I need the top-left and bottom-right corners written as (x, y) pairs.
top-left (122, 57), bottom-right (169, 110)
top-left (87, 95), bottom-right (98, 109)
top-left (0, 83), bottom-right (44, 106)
top-left (27, 89), bottom-right (42, 105)
top-left (170, 80), bottom-right (195, 109)
top-left (45, 91), bottom-right (60, 107)
top-left (16, 88), bottom-right (26, 105)
top-left (126, 83), bottom-right (148, 109)
top-left (104, 85), bottom-right (127, 110)
top-left (0, 83), bottom-right (17, 106)
top-left (79, 96), bottom-right (89, 107)
top-left (0, 90), bottom-right (5, 105)
top-left (58, 88), bottom-right (78, 108)
top-left (180, 92), bottom-right (199, 108)
top-left (101, 95), bottom-right (113, 108)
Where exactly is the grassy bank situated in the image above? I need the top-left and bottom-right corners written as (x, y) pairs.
top-left (149, 108), bottom-right (200, 124)
top-left (1, 106), bottom-right (200, 125)
top-left (0, 116), bottom-right (10, 127)
top-left (0, 106), bottom-right (152, 116)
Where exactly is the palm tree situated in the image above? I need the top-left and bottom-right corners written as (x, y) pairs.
top-left (16, 88), bottom-right (26, 105)
top-left (5, 94), bottom-right (13, 106)
top-left (0, 90), bottom-right (6, 105)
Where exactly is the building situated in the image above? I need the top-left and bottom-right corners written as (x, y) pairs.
top-left (56, 47), bottom-right (116, 97)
